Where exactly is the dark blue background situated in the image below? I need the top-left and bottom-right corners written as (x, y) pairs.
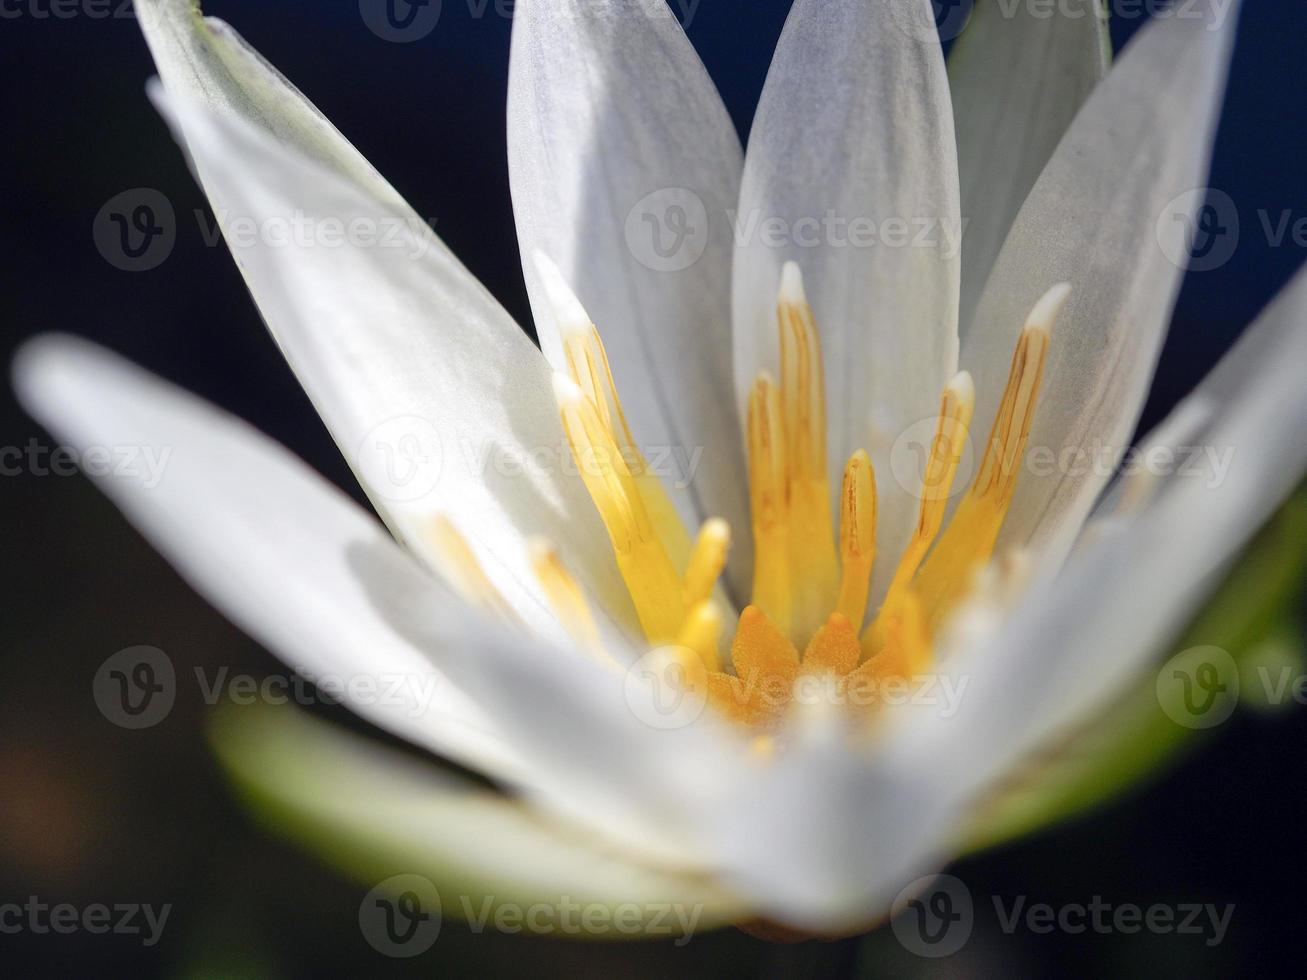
top-left (1, 2), bottom-right (1304, 977)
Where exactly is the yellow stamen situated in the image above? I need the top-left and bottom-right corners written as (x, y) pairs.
top-left (553, 373), bottom-right (684, 642)
top-left (747, 374), bottom-right (792, 635)
top-left (677, 600), bottom-right (723, 673)
top-left (915, 283), bottom-right (1070, 629)
top-left (527, 537), bottom-right (610, 663)
top-left (533, 252), bottom-right (692, 571)
top-left (836, 449), bottom-right (877, 629)
top-left (867, 371), bottom-right (975, 646)
top-left (683, 518), bottom-right (730, 611)
top-left (777, 262), bottom-right (839, 640)
top-left (428, 516), bottom-right (518, 621)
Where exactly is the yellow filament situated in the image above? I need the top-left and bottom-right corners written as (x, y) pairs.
top-left (527, 537), bottom-right (610, 663)
top-left (677, 600), bottom-right (723, 673)
top-left (428, 516), bottom-right (518, 621)
top-left (915, 284), bottom-right (1069, 629)
top-left (776, 262), bottom-right (839, 640)
top-left (747, 374), bottom-right (791, 636)
top-left (534, 252), bottom-right (692, 571)
top-left (683, 518), bottom-right (730, 610)
top-left (836, 450), bottom-right (876, 629)
top-left (554, 373), bottom-right (684, 642)
top-left (867, 372), bottom-right (976, 647)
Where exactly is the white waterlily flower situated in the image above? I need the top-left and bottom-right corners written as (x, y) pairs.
top-left (15, 0), bottom-right (1307, 938)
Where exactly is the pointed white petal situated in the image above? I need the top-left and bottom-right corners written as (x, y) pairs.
top-left (137, 1), bottom-right (639, 641)
top-left (13, 335), bottom-right (526, 782)
top-left (508, 0), bottom-right (751, 595)
top-left (949, 0), bottom-right (1111, 329)
top-left (213, 703), bottom-right (750, 932)
top-left (734, 0), bottom-right (963, 601)
top-left (134, 0), bottom-right (403, 206)
top-left (962, 4), bottom-right (1241, 567)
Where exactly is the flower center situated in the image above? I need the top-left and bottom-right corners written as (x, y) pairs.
top-left (432, 254), bottom-right (1069, 733)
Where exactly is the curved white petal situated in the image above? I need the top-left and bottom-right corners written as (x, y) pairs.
top-left (949, 0), bottom-right (1111, 329)
top-left (13, 335), bottom-right (525, 783)
top-left (14, 335), bottom-right (749, 868)
top-left (962, 3), bottom-right (1241, 567)
top-left (507, 0), bottom-right (751, 596)
top-left (734, 0), bottom-right (962, 602)
top-left (136, 0), bottom-right (639, 642)
top-left (213, 703), bottom-right (750, 933)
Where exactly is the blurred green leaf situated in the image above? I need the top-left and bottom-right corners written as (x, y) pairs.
top-left (208, 701), bottom-right (747, 941)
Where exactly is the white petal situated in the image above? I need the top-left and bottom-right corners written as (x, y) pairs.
top-left (137, 1), bottom-right (639, 642)
top-left (13, 335), bottom-right (526, 783)
top-left (916, 260), bottom-right (1307, 805)
top-left (212, 703), bottom-right (750, 931)
top-left (705, 715), bottom-right (960, 931)
top-left (962, 3), bottom-right (1241, 567)
top-left (949, 0), bottom-right (1110, 329)
top-left (14, 336), bottom-right (745, 867)
top-left (507, 0), bottom-right (751, 595)
top-left (134, 0), bottom-right (404, 207)
top-left (734, 0), bottom-right (962, 601)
